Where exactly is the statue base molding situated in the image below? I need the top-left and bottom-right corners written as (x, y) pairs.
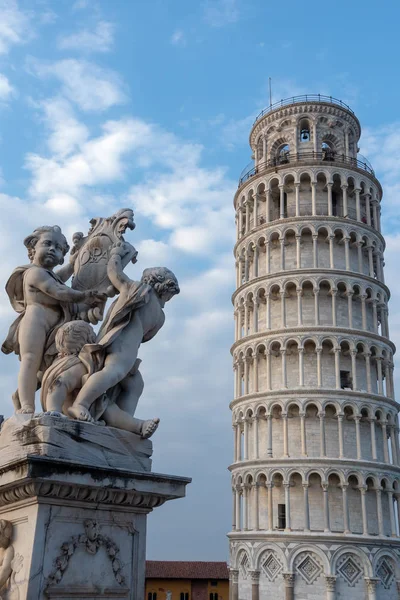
top-left (0, 415), bottom-right (190, 599)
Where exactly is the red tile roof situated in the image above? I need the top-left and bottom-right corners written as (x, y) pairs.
top-left (146, 561), bottom-right (229, 580)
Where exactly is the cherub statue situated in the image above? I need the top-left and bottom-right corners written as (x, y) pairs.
top-left (1, 226), bottom-right (106, 414)
top-left (40, 319), bottom-right (155, 437)
top-left (0, 519), bottom-right (23, 599)
top-left (65, 242), bottom-right (179, 432)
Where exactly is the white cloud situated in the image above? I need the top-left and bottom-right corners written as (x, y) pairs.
top-left (58, 21), bottom-right (115, 53)
top-left (40, 97), bottom-right (89, 157)
top-left (0, 0), bottom-right (32, 54)
top-left (202, 0), bottom-right (239, 27)
top-left (0, 74), bottom-right (15, 100)
top-left (170, 30), bottom-right (186, 46)
top-left (29, 58), bottom-right (126, 112)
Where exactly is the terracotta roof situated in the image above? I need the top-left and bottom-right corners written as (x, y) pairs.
top-left (146, 561), bottom-right (229, 580)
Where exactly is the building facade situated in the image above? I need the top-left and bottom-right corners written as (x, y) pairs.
top-left (229, 95), bottom-right (400, 600)
top-left (145, 561), bottom-right (229, 600)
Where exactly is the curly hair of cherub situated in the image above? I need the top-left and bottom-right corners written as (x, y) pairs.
top-left (141, 267), bottom-right (180, 296)
top-left (24, 226), bottom-right (70, 263)
top-left (55, 321), bottom-right (96, 357)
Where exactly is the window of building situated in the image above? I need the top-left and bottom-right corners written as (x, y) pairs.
top-left (210, 594), bottom-right (218, 600)
top-left (322, 141), bottom-right (335, 161)
top-left (299, 118), bottom-right (310, 142)
top-left (210, 580), bottom-right (218, 587)
top-left (278, 503), bottom-right (286, 529)
top-left (340, 370), bottom-right (352, 390)
top-left (180, 593), bottom-right (189, 600)
top-left (332, 191), bottom-right (338, 216)
top-left (278, 144), bottom-right (290, 164)
top-left (148, 593), bottom-right (157, 600)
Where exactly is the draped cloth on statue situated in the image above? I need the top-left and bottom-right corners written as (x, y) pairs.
top-left (1, 266), bottom-right (73, 372)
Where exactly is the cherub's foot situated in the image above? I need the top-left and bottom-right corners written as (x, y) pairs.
top-left (141, 418), bottom-right (160, 439)
top-left (16, 407), bottom-right (34, 415)
top-left (68, 406), bottom-right (94, 423)
top-left (43, 411), bottom-right (66, 418)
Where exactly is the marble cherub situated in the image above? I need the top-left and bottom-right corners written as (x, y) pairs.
top-left (1, 226), bottom-right (106, 414)
top-left (54, 241), bottom-right (179, 433)
top-left (40, 320), bottom-right (156, 438)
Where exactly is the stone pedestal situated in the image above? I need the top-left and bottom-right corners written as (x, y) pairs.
top-left (0, 415), bottom-right (190, 599)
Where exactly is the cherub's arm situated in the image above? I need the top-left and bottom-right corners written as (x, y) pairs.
top-left (55, 262), bottom-right (74, 283)
top-left (107, 242), bottom-right (137, 293)
top-left (0, 546), bottom-right (13, 588)
top-left (27, 269), bottom-right (104, 305)
top-left (55, 232), bottom-right (85, 283)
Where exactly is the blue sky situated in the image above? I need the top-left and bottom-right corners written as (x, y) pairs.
top-left (1, 0), bottom-right (400, 561)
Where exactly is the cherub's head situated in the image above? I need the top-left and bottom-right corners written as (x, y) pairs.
top-left (55, 321), bottom-right (96, 357)
top-left (141, 267), bottom-right (180, 305)
top-left (24, 226), bottom-right (70, 269)
top-left (0, 520), bottom-right (12, 549)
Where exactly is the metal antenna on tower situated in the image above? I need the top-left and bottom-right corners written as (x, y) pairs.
top-left (269, 77), bottom-right (272, 107)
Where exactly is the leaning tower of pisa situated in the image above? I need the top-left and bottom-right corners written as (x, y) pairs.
top-left (229, 95), bottom-right (400, 600)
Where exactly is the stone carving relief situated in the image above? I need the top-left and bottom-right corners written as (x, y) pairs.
top-left (260, 551), bottom-right (283, 582)
top-left (336, 553), bottom-right (363, 587)
top-left (45, 520), bottom-right (125, 591)
top-left (294, 552), bottom-right (323, 585)
top-left (375, 556), bottom-right (395, 589)
top-left (0, 520), bottom-right (23, 600)
top-left (0, 209), bottom-right (180, 441)
top-left (239, 553), bottom-right (249, 580)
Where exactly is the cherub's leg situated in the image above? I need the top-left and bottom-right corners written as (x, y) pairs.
top-left (17, 325), bottom-right (46, 413)
top-left (102, 403), bottom-right (159, 438)
top-left (117, 367), bottom-right (144, 416)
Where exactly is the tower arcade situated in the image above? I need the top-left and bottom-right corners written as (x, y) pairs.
top-left (229, 95), bottom-right (400, 600)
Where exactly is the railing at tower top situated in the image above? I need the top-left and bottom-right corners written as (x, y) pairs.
top-left (253, 94), bottom-right (355, 124)
top-left (238, 151), bottom-right (375, 187)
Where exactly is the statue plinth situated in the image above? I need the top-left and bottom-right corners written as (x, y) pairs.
top-left (0, 415), bottom-right (190, 599)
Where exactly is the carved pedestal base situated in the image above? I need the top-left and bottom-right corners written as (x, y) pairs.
top-left (0, 415), bottom-right (190, 599)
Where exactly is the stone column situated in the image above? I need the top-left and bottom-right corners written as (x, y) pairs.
top-left (253, 194), bottom-right (258, 228)
top-left (338, 414), bottom-right (344, 458)
top-left (342, 184), bottom-right (348, 217)
top-left (314, 289), bottom-right (320, 325)
top-left (236, 420), bottom-right (242, 459)
top-left (281, 350), bottom-right (288, 388)
top-left (296, 235), bottom-right (301, 268)
top-left (242, 484), bottom-right (249, 530)
top-left (344, 236), bottom-right (350, 269)
top-left (245, 200), bottom-right (250, 232)
top-left (377, 358), bottom-right (383, 395)
top-left (365, 577), bottom-right (379, 600)
top-left (298, 348), bottom-right (304, 387)
top-left (230, 569), bottom-right (239, 600)
top-left (266, 350), bottom-right (271, 390)
top-left (372, 200), bottom-right (378, 229)
top-left (297, 289), bottom-right (303, 325)
top-left (283, 573), bottom-right (295, 600)
top-left (365, 193), bottom-right (371, 226)
top-left (253, 414), bottom-right (259, 459)
top-left (347, 291), bottom-right (353, 328)
top-left (254, 483), bottom-right (260, 530)
top-left (253, 353), bottom-right (258, 393)
top-left (266, 190), bottom-right (271, 222)
top-left (342, 484), bottom-right (350, 533)
top-left (367, 245), bottom-right (374, 277)
top-left (357, 241), bottom-right (363, 273)
top-left (354, 415), bottom-right (361, 459)
top-left (311, 181), bottom-right (316, 215)
top-left (243, 417), bottom-right (249, 459)
top-left (327, 182), bottom-right (333, 216)
top-left (266, 293), bottom-right (271, 329)
top-left (387, 491), bottom-right (396, 536)
top-left (319, 412), bottom-right (326, 457)
top-left (376, 488), bottom-right (384, 536)
top-left (300, 412), bottom-right (307, 455)
top-left (232, 486), bottom-right (237, 530)
top-left (322, 483), bottom-right (330, 532)
top-left (303, 483), bottom-right (310, 531)
top-left (360, 486), bottom-right (368, 535)
top-left (350, 350), bottom-right (357, 391)
top-left (281, 291), bottom-right (286, 328)
top-left (265, 241), bottom-right (270, 274)
top-left (365, 352), bottom-right (372, 393)
top-left (250, 570), bottom-right (260, 600)
top-left (312, 234), bottom-right (318, 267)
top-left (253, 298), bottom-right (258, 333)
top-left (235, 486), bottom-right (241, 530)
top-left (355, 188), bottom-right (361, 221)
top-left (280, 238), bottom-right (285, 270)
top-left (267, 414), bottom-right (273, 457)
top-left (295, 183), bottom-right (300, 216)
top-left (282, 412), bottom-right (289, 457)
top-left (334, 348), bottom-right (341, 389)
top-left (253, 245), bottom-right (259, 278)
top-left (325, 575), bottom-right (337, 600)
top-left (372, 300), bottom-right (378, 332)
top-left (284, 483), bottom-right (291, 531)
top-left (267, 483), bottom-right (273, 530)
top-left (316, 347), bottom-right (322, 388)
top-left (331, 289), bottom-right (337, 326)
top-left (243, 357), bottom-right (249, 395)
top-left (279, 185), bottom-right (285, 219)
top-left (244, 301), bottom-right (249, 336)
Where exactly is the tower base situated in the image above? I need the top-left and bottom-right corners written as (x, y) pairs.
top-left (0, 415), bottom-right (190, 599)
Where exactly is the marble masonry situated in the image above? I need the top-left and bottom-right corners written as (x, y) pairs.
top-left (0, 209), bottom-right (190, 599)
top-left (229, 96), bottom-right (400, 600)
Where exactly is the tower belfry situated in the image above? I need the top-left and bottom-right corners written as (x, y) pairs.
top-left (229, 95), bottom-right (400, 600)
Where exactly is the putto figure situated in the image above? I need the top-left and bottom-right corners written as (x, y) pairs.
top-left (66, 241), bottom-right (180, 436)
top-left (1, 226), bottom-right (105, 414)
